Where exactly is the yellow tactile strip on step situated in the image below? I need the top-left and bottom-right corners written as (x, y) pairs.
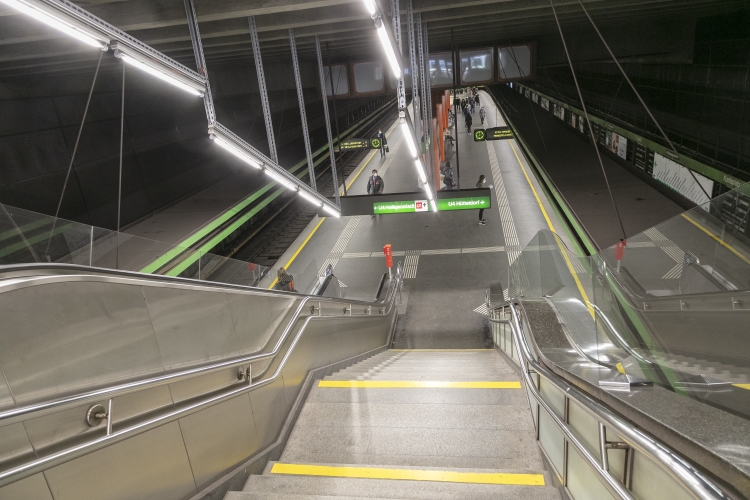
top-left (318, 380), bottom-right (522, 389)
top-left (270, 463), bottom-right (545, 486)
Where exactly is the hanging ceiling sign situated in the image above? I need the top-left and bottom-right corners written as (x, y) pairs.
top-left (337, 138), bottom-right (370, 151)
top-left (474, 127), bottom-right (513, 141)
top-left (329, 188), bottom-right (492, 216)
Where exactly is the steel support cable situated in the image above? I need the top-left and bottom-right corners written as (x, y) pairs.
top-left (249, 16), bottom-right (278, 164)
top-left (550, 0), bottom-right (627, 241)
top-left (326, 41), bottom-right (346, 196)
top-left (576, 0), bottom-right (711, 203)
top-left (116, 63), bottom-right (125, 269)
top-left (315, 36), bottom-right (340, 206)
top-left (289, 28), bottom-right (317, 190)
top-left (44, 51), bottom-right (103, 261)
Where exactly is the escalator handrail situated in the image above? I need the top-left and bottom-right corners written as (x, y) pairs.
top-left (488, 299), bottom-right (728, 500)
top-left (0, 262), bottom-right (403, 488)
top-left (0, 263), bottom-right (402, 427)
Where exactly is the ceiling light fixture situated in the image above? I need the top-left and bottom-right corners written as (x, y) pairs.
top-left (298, 189), bottom-right (323, 207)
top-left (264, 168), bottom-right (297, 191)
top-left (0, 0), bottom-right (108, 49)
top-left (114, 45), bottom-right (205, 97)
top-left (322, 204), bottom-right (341, 217)
top-left (375, 18), bottom-right (402, 79)
top-left (211, 135), bottom-right (262, 169)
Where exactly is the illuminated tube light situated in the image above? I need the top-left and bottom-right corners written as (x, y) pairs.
top-left (298, 189), bottom-right (323, 207)
top-left (414, 159), bottom-right (427, 183)
top-left (118, 53), bottom-right (204, 96)
top-left (363, 0), bottom-right (376, 14)
top-left (0, 0), bottom-right (108, 49)
top-left (264, 168), bottom-right (297, 191)
top-left (400, 122), bottom-right (418, 158)
top-left (322, 204), bottom-right (341, 218)
top-left (375, 20), bottom-right (401, 79)
top-left (211, 136), bottom-right (262, 169)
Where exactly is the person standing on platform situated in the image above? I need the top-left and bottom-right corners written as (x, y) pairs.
top-left (475, 94), bottom-right (480, 107)
top-left (470, 99), bottom-right (475, 114)
top-left (376, 129), bottom-right (388, 158)
top-left (442, 162), bottom-right (456, 190)
top-left (367, 169), bottom-right (384, 195)
top-left (477, 175), bottom-right (487, 225)
top-left (479, 106), bottom-right (486, 125)
top-left (465, 112), bottom-right (473, 135)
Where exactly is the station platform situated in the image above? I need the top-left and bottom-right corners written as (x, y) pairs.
top-left (262, 91), bottom-right (579, 349)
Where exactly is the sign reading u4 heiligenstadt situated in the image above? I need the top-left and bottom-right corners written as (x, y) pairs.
top-left (373, 200), bottom-right (429, 214)
top-left (372, 196), bottom-right (491, 214)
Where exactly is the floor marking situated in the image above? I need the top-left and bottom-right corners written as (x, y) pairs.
top-left (662, 263), bottom-right (683, 280)
top-left (733, 384), bottom-right (750, 390)
top-left (318, 216), bottom-right (361, 278)
top-left (403, 250), bottom-right (421, 279)
top-left (268, 217), bottom-right (326, 289)
top-left (318, 380), bottom-right (522, 389)
top-left (270, 463), bottom-right (545, 486)
top-left (376, 136), bottom-right (403, 177)
top-left (681, 214), bottom-right (750, 266)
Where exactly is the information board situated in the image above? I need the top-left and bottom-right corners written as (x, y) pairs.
top-left (473, 127), bottom-right (513, 141)
top-left (373, 200), bottom-right (430, 214)
top-left (338, 138), bottom-right (371, 151)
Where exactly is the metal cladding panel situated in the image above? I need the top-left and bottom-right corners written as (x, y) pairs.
top-left (497, 44), bottom-right (534, 81)
top-left (321, 64), bottom-right (350, 97)
top-left (352, 61), bottom-right (386, 96)
top-left (178, 394), bottom-right (260, 489)
top-left (0, 371), bottom-right (13, 413)
top-left (460, 47), bottom-right (495, 85)
top-left (43, 422), bottom-right (197, 500)
top-left (428, 52), bottom-right (455, 88)
top-left (142, 287), bottom-right (238, 371)
top-left (387, 68), bottom-right (413, 91)
top-left (0, 281), bottom-right (164, 405)
top-left (225, 293), bottom-right (296, 356)
top-left (248, 376), bottom-right (288, 450)
top-left (0, 423), bottom-right (36, 467)
top-left (0, 474), bottom-right (53, 500)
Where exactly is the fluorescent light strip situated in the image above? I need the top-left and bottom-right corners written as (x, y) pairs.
top-left (0, 0), bottom-right (106, 49)
top-left (363, 0), bottom-right (376, 14)
top-left (119, 53), bottom-right (203, 97)
top-left (400, 123), bottom-right (418, 158)
top-left (212, 136), bottom-right (262, 169)
top-left (264, 169), bottom-right (297, 191)
top-left (413, 159), bottom-right (427, 183)
top-left (376, 24), bottom-right (401, 79)
top-left (322, 204), bottom-right (341, 217)
top-left (298, 189), bottom-right (323, 207)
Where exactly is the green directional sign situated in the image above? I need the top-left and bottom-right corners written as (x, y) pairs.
top-left (338, 138), bottom-right (370, 151)
top-left (486, 126), bottom-right (513, 140)
top-left (473, 129), bottom-right (486, 142)
top-left (369, 137), bottom-right (382, 150)
top-left (373, 200), bottom-right (430, 214)
top-left (436, 196), bottom-right (491, 211)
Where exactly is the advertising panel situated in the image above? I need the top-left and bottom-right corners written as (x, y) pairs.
top-left (553, 104), bottom-right (565, 120)
top-left (460, 48), bottom-right (494, 84)
top-left (322, 64), bottom-right (349, 96)
top-left (653, 153), bottom-right (713, 205)
top-left (531, 92), bottom-right (538, 104)
top-left (605, 131), bottom-right (627, 160)
top-left (352, 61), bottom-right (384, 95)
top-left (541, 97), bottom-right (550, 111)
top-left (577, 117), bottom-right (585, 134)
top-left (568, 113), bottom-right (577, 129)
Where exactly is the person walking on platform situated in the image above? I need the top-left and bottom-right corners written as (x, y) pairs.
top-left (479, 106), bottom-right (486, 125)
top-left (367, 169), bottom-right (384, 195)
top-left (477, 175), bottom-right (488, 225)
top-left (470, 99), bottom-right (475, 114)
top-left (376, 129), bottom-right (388, 158)
top-left (475, 94), bottom-right (480, 107)
top-left (465, 112), bottom-right (473, 135)
top-left (443, 162), bottom-right (456, 190)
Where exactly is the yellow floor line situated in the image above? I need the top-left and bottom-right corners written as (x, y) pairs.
top-left (508, 140), bottom-right (595, 319)
top-left (270, 463), bottom-right (545, 486)
top-left (268, 217), bottom-right (326, 289)
top-left (390, 349), bottom-right (495, 352)
top-left (318, 380), bottom-right (522, 389)
top-left (733, 384), bottom-right (750, 391)
top-left (681, 214), bottom-right (750, 266)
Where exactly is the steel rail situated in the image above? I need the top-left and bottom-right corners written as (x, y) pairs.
top-left (487, 299), bottom-right (729, 500)
top-left (0, 264), bottom-right (402, 428)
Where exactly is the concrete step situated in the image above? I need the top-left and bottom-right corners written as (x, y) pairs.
top-left (226, 493), bottom-right (405, 500)
top-left (239, 474), bottom-right (560, 499)
top-left (305, 384), bottom-right (529, 406)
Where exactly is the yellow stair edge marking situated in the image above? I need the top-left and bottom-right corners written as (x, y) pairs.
top-left (318, 380), bottom-right (522, 389)
top-left (733, 384), bottom-right (750, 390)
top-left (390, 349), bottom-right (494, 352)
top-left (616, 362), bottom-right (626, 374)
top-left (270, 463), bottom-right (546, 486)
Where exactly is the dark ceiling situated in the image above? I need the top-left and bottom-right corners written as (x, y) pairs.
top-left (0, 0), bottom-right (747, 77)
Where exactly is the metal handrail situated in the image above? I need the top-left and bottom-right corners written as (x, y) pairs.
top-left (488, 299), bottom-right (728, 500)
top-left (0, 263), bottom-right (403, 487)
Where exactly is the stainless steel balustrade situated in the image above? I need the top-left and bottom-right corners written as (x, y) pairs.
top-left (487, 299), bottom-right (729, 500)
top-left (0, 263), bottom-right (402, 496)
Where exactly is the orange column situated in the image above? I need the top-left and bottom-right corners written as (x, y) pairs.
top-left (432, 118), bottom-right (440, 191)
top-left (437, 103), bottom-right (444, 162)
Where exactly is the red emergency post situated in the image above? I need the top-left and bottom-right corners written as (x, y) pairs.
top-left (247, 262), bottom-right (257, 271)
top-left (614, 240), bottom-right (627, 261)
top-left (383, 244), bottom-right (393, 268)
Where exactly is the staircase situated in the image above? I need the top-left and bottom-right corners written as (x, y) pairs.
top-left (226, 349), bottom-right (560, 499)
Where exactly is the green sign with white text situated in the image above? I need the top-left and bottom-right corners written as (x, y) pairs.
top-left (373, 200), bottom-right (430, 214)
top-left (437, 196), bottom-right (491, 211)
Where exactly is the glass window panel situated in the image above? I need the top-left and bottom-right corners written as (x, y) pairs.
top-left (353, 62), bottom-right (384, 93)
